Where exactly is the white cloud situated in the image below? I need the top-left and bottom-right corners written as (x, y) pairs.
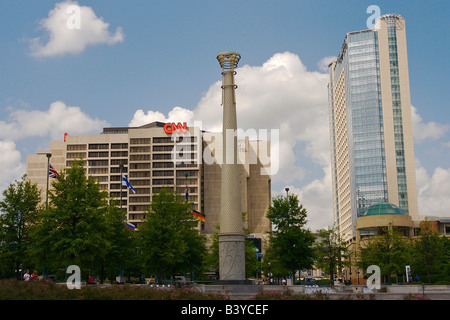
top-left (129, 106), bottom-right (194, 128)
top-left (415, 161), bottom-right (450, 217)
top-left (0, 141), bottom-right (25, 196)
top-left (411, 105), bottom-right (449, 143)
top-left (128, 51), bottom-right (450, 230)
top-left (130, 51), bottom-right (331, 182)
top-left (281, 167), bottom-right (334, 232)
top-left (30, 0), bottom-right (124, 57)
top-left (195, 52), bottom-right (330, 167)
top-left (0, 100), bottom-right (108, 201)
top-left (130, 52), bottom-right (332, 229)
top-left (0, 100), bottom-right (109, 141)
top-left (317, 56), bottom-right (336, 72)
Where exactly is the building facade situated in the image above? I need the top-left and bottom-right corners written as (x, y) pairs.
top-left (26, 121), bottom-right (272, 241)
top-left (328, 14), bottom-right (419, 241)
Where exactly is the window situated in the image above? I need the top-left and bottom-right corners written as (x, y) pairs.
top-left (67, 144), bottom-right (86, 151)
top-left (130, 138), bottom-right (151, 145)
top-left (89, 144), bottom-right (109, 150)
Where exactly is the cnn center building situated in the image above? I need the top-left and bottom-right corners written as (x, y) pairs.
top-left (26, 121), bottom-right (272, 245)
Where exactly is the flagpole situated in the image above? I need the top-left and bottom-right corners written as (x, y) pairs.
top-left (46, 153), bottom-right (52, 209)
top-left (119, 163), bottom-right (123, 212)
top-left (184, 173), bottom-right (188, 202)
top-left (119, 163), bottom-right (125, 285)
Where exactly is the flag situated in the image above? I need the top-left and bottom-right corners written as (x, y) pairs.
top-left (122, 175), bottom-right (136, 194)
top-left (185, 184), bottom-right (189, 202)
top-left (48, 163), bottom-right (59, 179)
top-left (124, 222), bottom-right (136, 231)
top-left (193, 210), bottom-right (205, 222)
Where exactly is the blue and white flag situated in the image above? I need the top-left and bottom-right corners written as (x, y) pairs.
top-left (122, 175), bottom-right (136, 194)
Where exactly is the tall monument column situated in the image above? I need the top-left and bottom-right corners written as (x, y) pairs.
top-left (216, 52), bottom-right (246, 282)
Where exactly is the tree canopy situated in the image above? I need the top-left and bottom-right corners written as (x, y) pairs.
top-left (0, 175), bottom-right (42, 279)
top-left (314, 226), bottom-right (350, 284)
top-left (28, 160), bottom-right (125, 278)
top-left (265, 194), bottom-right (315, 280)
top-left (139, 188), bottom-right (207, 283)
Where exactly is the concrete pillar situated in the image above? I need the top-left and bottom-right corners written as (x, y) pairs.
top-left (216, 52), bottom-right (246, 282)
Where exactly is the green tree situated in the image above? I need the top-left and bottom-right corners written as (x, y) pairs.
top-left (357, 223), bottom-right (411, 283)
top-left (440, 237), bottom-right (450, 282)
top-left (96, 201), bottom-right (138, 283)
top-left (411, 221), bottom-right (445, 283)
top-left (28, 160), bottom-right (113, 278)
top-left (262, 244), bottom-right (289, 282)
top-left (266, 194), bottom-right (315, 282)
top-left (139, 188), bottom-right (206, 283)
top-left (204, 226), bottom-right (220, 277)
top-left (314, 225), bottom-right (350, 284)
top-left (0, 175), bottom-right (42, 279)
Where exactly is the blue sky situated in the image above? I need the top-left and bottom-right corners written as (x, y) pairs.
top-left (1, 0), bottom-right (449, 230)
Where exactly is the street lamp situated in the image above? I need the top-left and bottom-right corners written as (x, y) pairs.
top-left (46, 153), bottom-right (52, 209)
top-left (285, 187), bottom-right (289, 198)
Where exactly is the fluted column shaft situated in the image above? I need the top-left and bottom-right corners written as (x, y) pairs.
top-left (217, 52), bottom-right (245, 281)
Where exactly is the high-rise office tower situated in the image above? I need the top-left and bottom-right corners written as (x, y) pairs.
top-left (328, 14), bottom-right (418, 241)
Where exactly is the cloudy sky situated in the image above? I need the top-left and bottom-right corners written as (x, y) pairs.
top-left (1, 0), bottom-right (449, 231)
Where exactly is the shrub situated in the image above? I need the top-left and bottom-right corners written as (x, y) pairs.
top-left (403, 294), bottom-right (430, 300)
top-left (0, 279), bottom-right (226, 300)
top-left (252, 289), bottom-right (328, 300)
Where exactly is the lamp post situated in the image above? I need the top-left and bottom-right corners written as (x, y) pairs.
top-left (267, 262), bottom-right (272, 284)
top-left (42, 152), bottom-right (50, 280)
top-left (285, 187), bottom-right (289, 199)
top-left (349, 253), bottom-right (352, 285)
top-left (46, 153), bottom-right (52, 209)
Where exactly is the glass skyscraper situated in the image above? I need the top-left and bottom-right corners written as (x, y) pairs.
top-left (328, 14), bottom-right (418, 241)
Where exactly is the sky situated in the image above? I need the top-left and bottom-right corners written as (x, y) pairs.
top-left (1, 0), bottom-right (449, 232)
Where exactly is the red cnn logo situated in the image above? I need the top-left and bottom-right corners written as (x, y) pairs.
top-left (163, 122), bottom-right (188, 134)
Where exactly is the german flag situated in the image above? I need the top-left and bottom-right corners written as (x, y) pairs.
top-left (193, 210), bottom-right (205, 222)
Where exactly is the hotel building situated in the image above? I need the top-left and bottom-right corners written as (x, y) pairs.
top-left (328, 14), bottom-right (419, 241)
top-left (26, 121), bottom-right (272, 241)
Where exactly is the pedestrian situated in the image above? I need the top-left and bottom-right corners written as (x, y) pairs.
top-left (31, 270), bottom-right (39, 281)
top-left (23, 270), bottom-right (30, 281)
top-left (88, 275), bottom-right (96, 284)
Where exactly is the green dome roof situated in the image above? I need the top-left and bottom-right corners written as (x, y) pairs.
top-left (361, 203), bottom-right (406, 216)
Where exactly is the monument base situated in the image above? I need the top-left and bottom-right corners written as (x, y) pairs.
top-left (213, 279), bottom-right (254, 285)
top-left (218, 233), bottom-right (246, 281)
